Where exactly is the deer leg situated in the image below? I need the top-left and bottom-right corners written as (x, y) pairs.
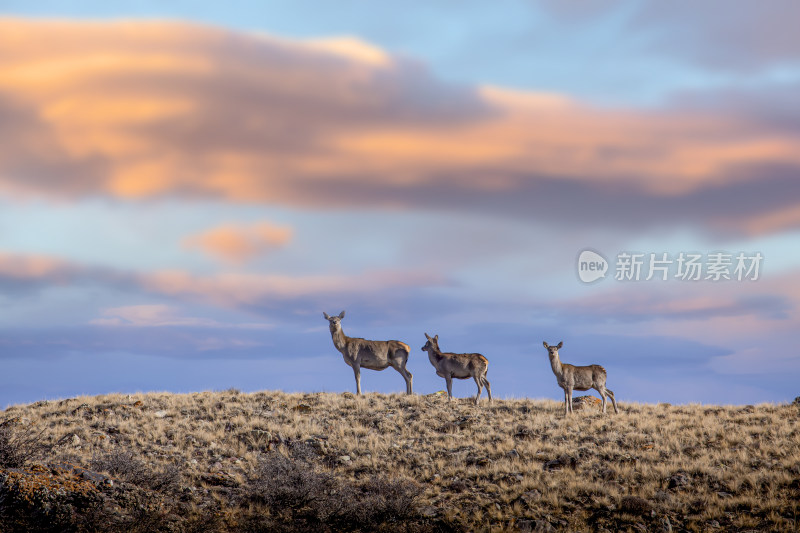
top-left (605, 388), bottom-right (618, 414)
top-left (567, 387), bottom-right (574, 414)
top-left (483, 376), bottom-right (492, 404)
top-left (563, 388), bottom-right (570, 415)
top-left (596, 386), bottom-right (608, 413)
top-left (473, 375), bottom-right (483, 405)
top-left (352, 363), bottom-right (362, 396)
top-left (391, 358), bottom-right (414, 395)
top-left (445, 375), bottom-right (453, 401)
top-left (395, 349), bottom-right (413, 395)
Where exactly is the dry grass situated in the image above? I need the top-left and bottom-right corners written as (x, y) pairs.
top-left (2, 390), bottom-right (799, 532)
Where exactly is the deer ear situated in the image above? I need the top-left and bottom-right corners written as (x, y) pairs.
top-left (556, 341), bottom-right (563, 349)
top-left (338, 310), bottom-right (346, 319)
top-left (425, 333), bottom-right (431, 340)
top-left (543, 341), bottom-right (549, 349)
top-left (434, 335), bottom-right (438, 341)
top-left (323, 312), bottom-right (330, 320)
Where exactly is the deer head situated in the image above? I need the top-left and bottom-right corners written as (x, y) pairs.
top-left (543, 341), bottom-right (563, 357)
top-left (323, 310), bottom-right (346, 332)
top-left (421, 333), bottom-right (440, 352)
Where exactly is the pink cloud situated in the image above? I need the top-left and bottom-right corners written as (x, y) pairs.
top-left (89, 304), bottom-right (272, 329)
top-left (183, 222), bottom-right (293, 264)
top-left (0, 251), bottom-right (449, 311)
top-left (0, 18), bottom-right (799, 235)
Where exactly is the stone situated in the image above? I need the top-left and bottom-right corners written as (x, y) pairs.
top-left (543, 455), bottom-right (577, 471)
top-left (572, 395), bottom-right (602, 411)
top-left (619, 495), bottom-right (653, 515)
top-left (519, 489), bottom-right (542, 505)
top-left (419, 506), bottom-right (438, 517)
top-left (514, 427), bottom-right (536, 440)
top-left (154, 410), bottom-right (169, 418)
top-left (337, 455), bottom-right (351, 463)
top-left (667, 471), bottom-right (691, 490)
top-left (293, 404), bottom-right (312, 413)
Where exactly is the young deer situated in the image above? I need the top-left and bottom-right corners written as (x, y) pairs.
top-left (543, 341), bottom-right (618, 415)
top-left (323, 311), bottom-right (413, 395)
top-left (422, 333), bottom-right (492, 405)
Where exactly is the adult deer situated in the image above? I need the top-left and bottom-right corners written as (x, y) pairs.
top-left (421, 333), bottom-right (492, 405)
top-left (543, 341), bottom-right (618, 415)
top-left (323, 311), bottom-right (413, 395)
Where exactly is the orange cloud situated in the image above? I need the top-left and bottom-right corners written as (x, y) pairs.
top-left (0, 250), bottom-right (449, 310)
top-left (1, 18), bottom-right (799, 234)
top-left (183, 222), bottom-right (293, 264)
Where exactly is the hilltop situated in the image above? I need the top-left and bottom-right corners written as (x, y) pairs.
top-left (1, 391), bottom-right (798, 532)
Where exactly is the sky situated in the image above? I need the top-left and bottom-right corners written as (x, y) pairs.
top-left (1, 1), bottom-right (799, 407)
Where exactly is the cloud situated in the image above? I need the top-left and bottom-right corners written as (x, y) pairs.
top-left (0, 251), bottom-right (451, 315)
top-left (183, 222), bottom-right (293, 264)
top-left (89, 304), bottom-right (272, 329)
top-left (628, 1), bottom-right (800, 72)
top-left (541, 1), bottom-right (800, 72)
top-left (0, 18), bottom-right (799, 237)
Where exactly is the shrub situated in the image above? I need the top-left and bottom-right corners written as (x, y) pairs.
top-left (0, 421), bottom-right (50, 468)
top-left (245, 452), bottom-right (423, 531)
top-left (90, 449), bottom-right (181, 493)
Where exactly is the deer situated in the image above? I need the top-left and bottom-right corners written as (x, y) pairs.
top-left (543, 341), bottom-right (618, 415)
top-left (323, 310), bottom-right (413, 395)
top-left (421, 333), bottom-right (492, 405)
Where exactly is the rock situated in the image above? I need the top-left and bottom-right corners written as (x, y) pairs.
top-left (619, 495), bottom-right (653, 515)
top-left (154, 410), bottom-right (169, 418)
top-left (518, 519), bottom-right (553, 532)
top-left (466, 455), bottom-right (491, 467)
top-left (543, 455), bottom-right (577, 471)
top-left (519, 489), bottom-right (542, 505)
top-left (659, 516), bottom-right (673, 533)
top-left (341, 392), bottom-right (355, 399)
top-left (514, 427), bottom-right (536, 440)
top-left (667, 471), bottom-right (691, 490)
top-left (337, 455), bottom-right (351, 463)
top-left (201, 471), bottom-right (238, 488)
top-left (506, 449), bottom-right (520, 459)
top-left (0, 416), bottom-right (22, 428)
top-left (71, 403), bottom-right (90, 415)
top-left (572, 395), bottom-right (602, 411)
top-left (419, 505), bottom-right (438, 517)
top-left (293, 404), bottom-right (312, 413)
top-left (305, 437), bottom-right (327, 453)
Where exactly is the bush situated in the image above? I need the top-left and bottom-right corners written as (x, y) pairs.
top-left (0, 421), bottom-right (50, 468)
top-left (245, 452), bottom-right (423, 532)
top-left (90, 449), bottom-right (181, 493)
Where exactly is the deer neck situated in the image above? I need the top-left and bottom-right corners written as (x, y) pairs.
top-left (424, 346), bottom-right (444, 366)
top-left (330, 326), bottom-right (348, 352)
top-left (549, 352), bottom-right (564, 379)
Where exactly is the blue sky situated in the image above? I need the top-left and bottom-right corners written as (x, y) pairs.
top-left (1, 2), bottom-right (799, 407)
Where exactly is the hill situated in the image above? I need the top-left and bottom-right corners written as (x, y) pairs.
top-left (1, 391), bottom-right (798, 532)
